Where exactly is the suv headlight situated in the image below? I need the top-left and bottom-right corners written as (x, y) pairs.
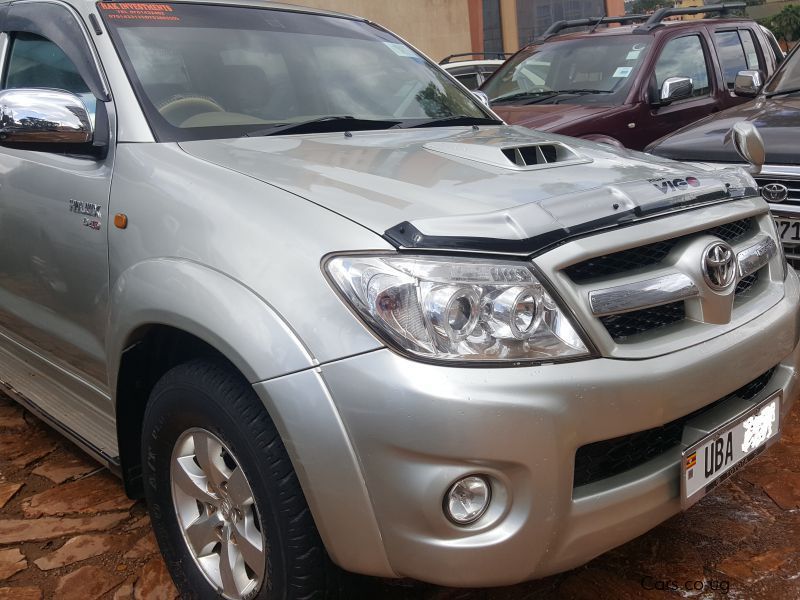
top-left (325, 254), bottom-right (592, 364)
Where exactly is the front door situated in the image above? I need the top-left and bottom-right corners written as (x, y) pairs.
top-left (0, 10), bottom-right (114, 428)
top-left (646, 33), bottom-right (721, 143)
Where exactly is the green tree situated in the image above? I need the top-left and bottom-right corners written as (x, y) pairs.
top-left (627, 0), bottom-right (669, 15)
top-left (761, 4), bottom-right (800, 44)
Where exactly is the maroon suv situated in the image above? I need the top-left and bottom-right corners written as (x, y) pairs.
top-left (480, 5), bottom-right (784, 150)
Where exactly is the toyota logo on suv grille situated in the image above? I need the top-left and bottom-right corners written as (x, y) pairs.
top-left (761, 183), bottom-right (789, 203)
top-left (702, 242), bottom-right (736, 291)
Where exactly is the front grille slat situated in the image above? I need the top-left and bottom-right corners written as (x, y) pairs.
top-left (785, 251), bottom-right (800, 271)
top-left (564, 217), bottom-right (755, 283)
top-left (734, 269), bottom-right (760, 301)
top-left (600, 301), bottom-right (685, 342)
top-left (573, 367), bottom-right (776, 488)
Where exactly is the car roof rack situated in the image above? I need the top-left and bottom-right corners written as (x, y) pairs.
top-left (633, 2), bottom-right (747, 33)
top-left (439, 52), bottom-right (512, 65)
top-left (538, 14), bottom-right (647, 41)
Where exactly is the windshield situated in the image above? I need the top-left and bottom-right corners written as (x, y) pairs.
top-left (764, 45), bottom-right (800, 96)
top-left (98, 2), bottom-right (494, 141)
top-left (482, 35), bottom-right (651, 106)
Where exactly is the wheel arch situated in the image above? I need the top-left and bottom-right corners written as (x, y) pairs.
top-left (109, 258), bottom-right (315, 497)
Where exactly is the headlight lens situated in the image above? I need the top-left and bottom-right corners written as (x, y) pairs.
top-left (326, 254), bottom-right (590, 363)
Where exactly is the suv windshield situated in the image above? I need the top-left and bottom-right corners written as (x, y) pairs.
top-left (482, 35), bottom-right (652, 106)
top-left (764, 45), bottom-right (800, 97)
top-left (98, 2), bottom-right (495, 141)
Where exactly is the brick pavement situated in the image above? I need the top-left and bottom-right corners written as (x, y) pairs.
top-left (1, 393), bottom-right (799, 599)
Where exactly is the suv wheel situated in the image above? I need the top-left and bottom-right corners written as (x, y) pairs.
top-left (141, 359), bottom-right (329, 599)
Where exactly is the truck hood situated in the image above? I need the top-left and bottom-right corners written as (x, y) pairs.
top-left (490, 104), bottom-right (616, 132)
top-left (180, 125), bottom-right (756, 254)
top-left (648, 95), bottom-right (800, 165)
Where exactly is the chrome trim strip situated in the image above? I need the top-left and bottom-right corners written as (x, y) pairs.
top-left (737, 235), bottom-right (778, 278)
top-left (708, 163), bottom-right (800, 177)
top-left (759, 166), bottom-right (800, 178)
top-left (0, 34), bottom-right (9, 83)
top-left (589, 272), bottom-right (698, 316)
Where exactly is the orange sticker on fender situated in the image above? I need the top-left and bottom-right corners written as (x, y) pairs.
top-left (99, 3), bottom-right (180, 22)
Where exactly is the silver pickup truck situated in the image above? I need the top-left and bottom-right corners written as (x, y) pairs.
top-left (0, 1), bottom-right (797, 598)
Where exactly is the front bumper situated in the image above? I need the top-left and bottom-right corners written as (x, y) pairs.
top-left (256, 268), bottom-right (800, 587)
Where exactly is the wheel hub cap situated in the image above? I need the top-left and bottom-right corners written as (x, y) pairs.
top-left (170, 428), bottom-right (266, 600)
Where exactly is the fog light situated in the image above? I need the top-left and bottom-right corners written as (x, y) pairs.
top-left (444, 475), bottom-right (491, 525)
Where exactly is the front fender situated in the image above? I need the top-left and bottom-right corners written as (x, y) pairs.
top-left (107, 258), bottom-right (314, 392)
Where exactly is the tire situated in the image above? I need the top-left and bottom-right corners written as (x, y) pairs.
top-left (141, 358), bottom-right (330, 600)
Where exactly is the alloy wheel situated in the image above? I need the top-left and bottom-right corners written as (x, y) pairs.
top-left (170, 428), bottom-right (266, 599)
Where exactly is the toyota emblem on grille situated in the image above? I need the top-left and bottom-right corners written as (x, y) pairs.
top-left (761, 183), bottom-right (789, 203)
top-left (702, 242), bottom-right (737, 291)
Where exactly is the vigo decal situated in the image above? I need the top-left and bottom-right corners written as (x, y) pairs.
top-left (651, 176), bottom-right (701, 194)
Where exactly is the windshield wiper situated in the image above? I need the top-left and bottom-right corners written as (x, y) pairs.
top-left (246, 115), bottom-right (401, 137)
top-left (766, 87), bottom-right (800, 98)
top-left (494, 89), bottom-right (614, 105)
top-left (490, 90), bottom-right (555, 103)
top-left (521, 88), bottom-right (615, 105)
top-left (551, 89), bottom-right (614, 95)
top-left (396, 115), bottom-right (501, 129)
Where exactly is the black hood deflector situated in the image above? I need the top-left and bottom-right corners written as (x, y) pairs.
top-left (384, 186), bottom-right (755, 256)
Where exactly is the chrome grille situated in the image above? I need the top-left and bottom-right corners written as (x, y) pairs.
top-left (565, 218), bottom-right (755, 283)
top-left (755, 176), bottom-right (800, 204)
top-left (563, 215), bottom-right (776, 345)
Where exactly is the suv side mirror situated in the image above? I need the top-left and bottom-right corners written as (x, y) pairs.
top-left (658, 77), bottom-right (693, 106)
top-left (733, 70), bottom-right (763, 98)
top-left (0, 89), bottom-right (93, 146)
top-left (473, 90), bottom-right (491, 108)
top-left (725, 121), bottom-right (765, 175)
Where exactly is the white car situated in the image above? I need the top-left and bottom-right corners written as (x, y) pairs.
top-left (440, 53), bottom-right (509, 89)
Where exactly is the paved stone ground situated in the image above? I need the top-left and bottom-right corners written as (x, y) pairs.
top-left (1, 393), bottom-right (799, 599)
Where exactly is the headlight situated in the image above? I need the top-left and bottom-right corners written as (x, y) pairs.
top-left (325, 254), bottom-right (591, 364)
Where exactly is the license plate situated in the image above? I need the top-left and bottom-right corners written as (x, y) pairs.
top-left (775, 218), bottom-right (800, 243)
top-left (681, 393), bottom-right (781, 508)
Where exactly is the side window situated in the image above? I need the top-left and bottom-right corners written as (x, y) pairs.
top-left (655, 35), bottom-right (711, 98)
top-left (762, 27), bottom-right (784, 65)
top-left (454, 72), bottom-right (480, 90)
top-left (715, 30), bottom-right (760, 89)
top-left (4, 33), bottom-right (96, 120)
top-left (739, 30), bottom-right (761, 71)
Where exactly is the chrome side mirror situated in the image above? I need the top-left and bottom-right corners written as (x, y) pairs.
top-left (725, 121), bottom-right (765, 174)
top-left (473, 90), bottom-right (491, 108)
top-left (733, 70), bottom-right (763, 98)
top-left (0, 89), bottom-right (93, 145)
top-left (659, 77), bottom-right (693, 105)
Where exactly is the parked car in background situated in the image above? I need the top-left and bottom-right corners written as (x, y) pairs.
top-left (481, 4), bottom-right (783, 150)
top-left (648, 44), bottom-right (800, 268)
top-left (440, 52), bottom-right (510, 89)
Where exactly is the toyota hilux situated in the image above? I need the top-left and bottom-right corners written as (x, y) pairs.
top-left (0, 1), bottom-right (797, 598)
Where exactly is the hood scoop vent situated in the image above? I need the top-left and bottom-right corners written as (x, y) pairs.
top-left (502, 143), bottom-right (576, 167)
top-left (424, 140), bottom-right (591, 171)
